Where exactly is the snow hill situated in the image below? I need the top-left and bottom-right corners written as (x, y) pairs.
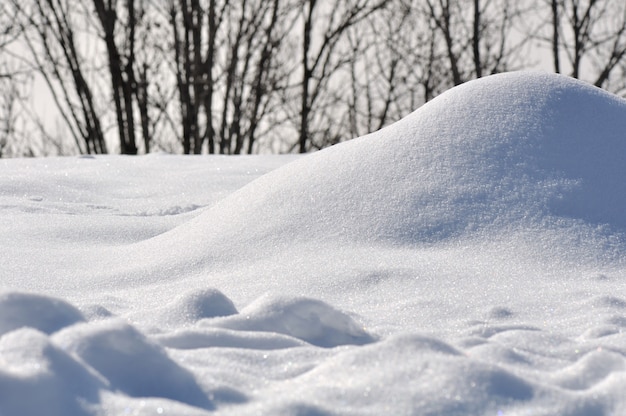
top-left (1, 72), bottom-right (626, 415)
top-left (243, 72), bottom-right (626, 236)
top-left (136, 72), bottom-right (626, 267)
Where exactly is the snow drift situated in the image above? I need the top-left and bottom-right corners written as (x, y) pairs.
top-left (150, 72), bottom-right (626, 269)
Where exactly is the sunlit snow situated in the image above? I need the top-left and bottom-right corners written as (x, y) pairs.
top-left (1, 72), bottom-right (626, 415)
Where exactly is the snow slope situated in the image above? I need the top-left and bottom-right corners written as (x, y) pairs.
top-left (1, 72), bottom-right (626, 415)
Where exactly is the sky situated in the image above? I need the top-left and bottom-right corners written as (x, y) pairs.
top-left (0, 71), bottom-right (625, 415)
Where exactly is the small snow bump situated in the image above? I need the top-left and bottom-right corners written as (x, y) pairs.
top-left (213, 295), bottom-right (375, 348)
top-left (0, 292), bottom-right (85, 336)
top-left (52, 319), bottom-right (213, 409)
top-left (0, 328), bottom-right (106, 415)
top-left (159, 288), bottom-right (238, 326)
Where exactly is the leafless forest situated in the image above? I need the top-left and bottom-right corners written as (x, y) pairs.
top-left (1, 0), bottom-right (626, 156)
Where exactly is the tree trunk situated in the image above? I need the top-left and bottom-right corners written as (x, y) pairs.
top-left (299, 0), bottom-right (315, 153)
top-left (123, 0), bottom-right (138, 154)
top-left (137, 63), bottom-right (150, 153)
top-left (472, 0), bottom-right (482, 78)
top-left (551, 0), bottom-right (560, 73)
top-left (203, 0), bottom-right (219, 155)
top-left (93, 0), bottom-right (137, 154)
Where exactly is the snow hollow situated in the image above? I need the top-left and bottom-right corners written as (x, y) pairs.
top-left (1, 72), bottom-right (626, 415)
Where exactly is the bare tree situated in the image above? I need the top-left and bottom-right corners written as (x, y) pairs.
top-left (130, 6), bottom-right (180, 154)
top-left (345, 0), bottom-right (429, 138)
top-left (425, 0), bottom-right (464, 85)
top-left (219, 0), bottom-right (296, 154)
top-left (10, 0), bottom-right (108, 154)
top-left (0, 4), bottom-right (22, 54)
top-left (243, 0), bottom-right (290, 154)
top-left (4, 0), bottom-right (626, 157)
top-left (0, 5), bottom-right (21, 156)
top-left (167, 0), bottom-right (295, 154)
top-left (551, 0), bottom-right (561, 72)
top-left (168, 0), bottom-right (226, 154)
top-left (92, 0), bottom-right (140, 154)
top-left (342, 0), bottom-right (528, 144)
top-left (0, 77), bottom-right (19, 157)
top-left (542, 0), bottom-right (626, 89)
top-left (297, 0), bottom-right (389, 152)
top-left (424, 0), bottom-right (526, 87)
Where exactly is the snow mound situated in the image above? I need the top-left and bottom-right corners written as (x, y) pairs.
top-left (211, 295), bottom-right (375, 347)
top-left (52, 320), bottom-right (212, 408)
top-left (162, 72), bottom-right (626, 259)
top-left (0, 292), bottom-right (85, 336)
top-left (0, 328), bottom-right (104, 416)
top-left (158, 288), bottom-right (238, 326)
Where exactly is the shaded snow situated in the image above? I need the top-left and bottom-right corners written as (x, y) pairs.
top-left (1, 72), bottom-right (626, 415)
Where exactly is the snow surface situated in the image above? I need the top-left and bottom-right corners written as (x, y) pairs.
top-left (1, 72), bottom-right (626, 415)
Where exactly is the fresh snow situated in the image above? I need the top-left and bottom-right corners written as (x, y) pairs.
top-left (1, 72), bottom-right (626, 415)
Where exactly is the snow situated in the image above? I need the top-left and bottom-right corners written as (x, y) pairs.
top-left (1, 71), bottom-right (626, 414)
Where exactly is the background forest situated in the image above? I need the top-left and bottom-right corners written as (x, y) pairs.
top-left (1, 0), bottom-right (626, 157)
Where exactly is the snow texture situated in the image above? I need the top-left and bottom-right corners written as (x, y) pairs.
top-left (1, 72), bottom-right (626, 415)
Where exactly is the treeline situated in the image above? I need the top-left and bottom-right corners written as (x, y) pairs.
top-left (1, 0), bottom-right (626, 156)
